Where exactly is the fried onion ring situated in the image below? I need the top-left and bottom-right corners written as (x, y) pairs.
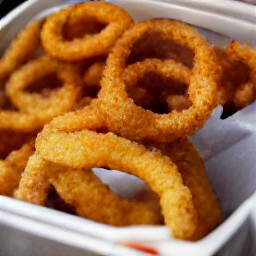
top-left (227, 41), bottom-right (256, 109)
top-left (1, 56), bottom-right (81, 132)
top-left (6, 56), bottom-right (81, 114)
top-left (83, 61), bottom-right (105, 88)
top-left (0, 21), bottom-right (42, 85)
top-left (15, 154), bottom-right (163, 226)
top-left (34, 108), bottom-right (198, 240)
top-left (41, 2), bottom-right (133, 61)
top-left (166, 95), bottom-right (191, 111)
top-left (97, 19), bottom-right (218, 142)
top-left (0, 141), bottom-right (34, 196)
top-left (152, 139), bottom-right (224, 240)
top-left (214, 46), bottom-right (251, 116)
top-left (75, 60), bottom-right (105, 109)
top-left (0, 112), bottom-right (50, 133)
top-left (123, 59), bottom-right (191, 113)
top-left (63, 10), bottom-right (106, 41)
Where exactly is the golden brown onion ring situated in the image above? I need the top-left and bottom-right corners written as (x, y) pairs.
top-left (34, 108), bottom-right (198, 240)
top-left (123, 59), bottom-right (191, 112)
top-left (214, 46), bottom-right (251, 115)
top-left (227, 41), bottom-right (256, 109)
top-left (15, 153), bottom-right (163, 226)
top-left (152, 139), bottom-right (224, 240)
top-left (83, 61), bottom-right (105, 88)
top-left (41, 2), bottom-right (133, 61)
top-left (1, 56), bottom-right (81, 133)
top-left (0, 112), bottom-right (50, 133)
top-left (0, 21), bottom-right (42, 85)
top-left (123, 59), bottom-right (191, 87)
top-left (165, 95), bottom-right (191, 112)
top-left (75, 60), bottom-right (105, 109)
top-left (0, 140), bottom-right (34, 196)
top-left (6, 56), bottom-right (81, 114)
top-left (97, 19), bottom-right (218, 142)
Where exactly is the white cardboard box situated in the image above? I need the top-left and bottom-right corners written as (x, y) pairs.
top-left (0, 1), bottom-right (255, 255)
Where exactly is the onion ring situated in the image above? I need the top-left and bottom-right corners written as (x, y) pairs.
top-left (0, 112), bottom-right (51, 133)
top-left (41, 2), bottom-right (133, 61)
top-left (97, 19), bottom-right (218, 142)
top-left (214, 46), bottom-right (251, 114)
top-left (15, 154), bottom-right (163, 226)
top-left (6, 56), bottom-right (81, 114)
top-left (1, 56), bottom-right (82, 132)
top-left (227, 41), bottom-right (256, 109)
top-left (1, 6), bottom-right (229, 241)
top-left (151, 139), bottom-right (223, 240)
top-left (63, 9), bottom-right (106, 41)
top-left (0, 140), bottom-right (34, 196)
top-left (0, 21), bottom-right (42, 85)
top-left (123, 59), bottom-right (191, 113)
top-left (126, 27), bottom-right (194, 68)
top-left (83, 61), bottom-right (105, 88)
top-left (34, 108), bottom-right (198, 240)
top-left (166, 95), bottom-right (191, 112)
top-left (75, 60), bottom-right (105, 109)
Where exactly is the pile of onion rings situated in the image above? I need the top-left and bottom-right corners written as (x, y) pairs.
top-left (1, 1), bottom-right (256, 242)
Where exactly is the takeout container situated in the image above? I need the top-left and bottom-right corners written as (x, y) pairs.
top-left (0, 0), bottom-right (255, 255)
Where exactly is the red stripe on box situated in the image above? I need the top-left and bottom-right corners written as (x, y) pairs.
top-left (119, 242), bottom-right (159, 255)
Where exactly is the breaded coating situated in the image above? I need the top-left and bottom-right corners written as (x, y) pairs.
top-left (35, 108), bottom-right (198, 240)
top-left (0, 21), bottom-right (42, 84)
top-left (0, 141), bottom-right (34, 196)
top-left (227, 41), bottom-right (256, 109)
top-left (154, 139), bottom-right (224, 240)
top-left (41, 2), bottom-right (133, 60)
top-left (14, 154), bottom-right (50, 204)
top-left (15, 154), bottom-right (163, 226)
top-left (97, 19), bottom-right (218, 142)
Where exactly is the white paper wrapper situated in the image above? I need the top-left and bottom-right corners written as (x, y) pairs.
top-left (0, 0), bottom-right (255, 256)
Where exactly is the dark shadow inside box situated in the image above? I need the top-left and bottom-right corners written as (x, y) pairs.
top-left (0, 0), bottom-right (28, 19)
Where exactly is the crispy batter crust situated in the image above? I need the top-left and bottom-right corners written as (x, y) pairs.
top-left (41, 2), bottom-right (133, 61)
top-left (97, 19), bottom-right (218, 142)
top-left (0, 21), bottom-right (42, 85)
top-left (16, 153), bottom-right (163, 226)
top-left (227, 41), bottom-right (256, 109)
top-left (1, 56), bottom-right (81, 132)
top-left (0, 141), bottom-right (34, 196)
top-left (34, 108), bottom-right (198, 240)
top-left (152, 139), bottom-right (224, 240)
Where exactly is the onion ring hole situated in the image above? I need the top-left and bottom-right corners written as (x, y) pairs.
top-left (125, 71), bottom-right (191, 114)
top-left (126, 31), bottom-right (194, 68)
top-left (45, 168), bottom-right (162, 223)
top-left (63, 15), bottom-right (107, 41)
top-left (24, 72), bottom-right (62, 95)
